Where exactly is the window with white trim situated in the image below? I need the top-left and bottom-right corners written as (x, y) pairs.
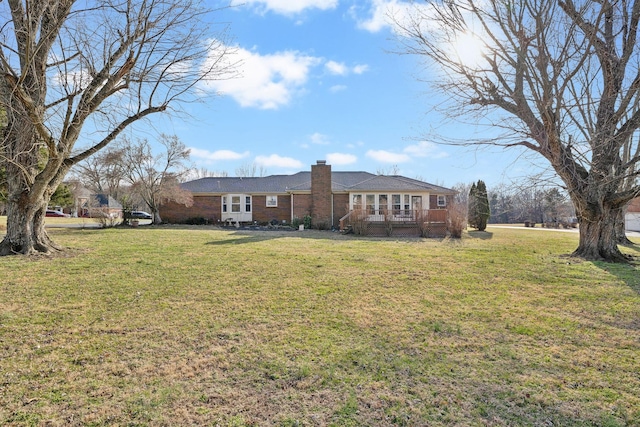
top-left (352, 194), bottom-right (362, 210)
top-left (231, 196), bottom-right (241, 212)
top-left (392, 194), bottom-right (401, 214)
top-left (378, 194), bottom-right (388, 214)
top-left (437, 195), bottom-right (446, 207)
top-left (266, 195), bottom-right (277, 207)
top-left (366, 194), bottom-right (375, 214)
top-left (245, 196), bottom-right (252, 212)
top-left (222, 196), bottom-right (227, 213)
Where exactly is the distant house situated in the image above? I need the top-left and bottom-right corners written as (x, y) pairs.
top-left (161, 161), bottom-right (457, 237)
top-left (77, 191), bottom-right (123, 219)
top-left (626, 197), bottom-right (640, 232)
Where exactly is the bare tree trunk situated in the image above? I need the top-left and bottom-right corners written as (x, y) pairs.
top-left (0, 116), bottom-right (61, 255)
top-left (0, 191), bottom-right (59, 255)
top-left (615, 205), bottom-right (634, 245)
top-left (573, 203), bottom-right (629, 262)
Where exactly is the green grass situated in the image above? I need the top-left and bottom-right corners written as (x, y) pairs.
top-left (0, 225), bottom-right (639, 426)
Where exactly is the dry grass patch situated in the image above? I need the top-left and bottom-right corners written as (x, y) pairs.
top-left (0, 226), bottom-right (639, 426)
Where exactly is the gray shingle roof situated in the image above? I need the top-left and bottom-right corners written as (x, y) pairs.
top-left (94, 194), bottom-right (123, 209)
top-left (181, 171), bottom-right (456, 194)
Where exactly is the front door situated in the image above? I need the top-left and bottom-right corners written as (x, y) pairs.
top-left (412, 196), bottom-right (422, 219)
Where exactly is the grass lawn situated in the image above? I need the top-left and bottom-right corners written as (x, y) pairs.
top-left (0, 215), bottom-right (103, 229)
top-left (0, 225), bottom-right (639, 426)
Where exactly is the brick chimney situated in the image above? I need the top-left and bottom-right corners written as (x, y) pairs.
top-left (311, 160), bottom-right (332, 228)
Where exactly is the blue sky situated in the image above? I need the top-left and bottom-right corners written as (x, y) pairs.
top-left (148, 0), bottom-right (535, 188)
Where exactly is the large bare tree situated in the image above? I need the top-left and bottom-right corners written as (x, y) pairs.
top-left (396, 0), bottom-right (640, 261)
top-left (0, 0), bottom-right (234, 255)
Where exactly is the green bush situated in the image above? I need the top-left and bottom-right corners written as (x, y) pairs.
top-left (183, 217), bottom-right (208, 225)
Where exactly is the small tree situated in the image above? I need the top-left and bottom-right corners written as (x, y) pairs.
top-left (123, 135), bottom-right (193, 224)
top-left (73, 144), bottom-right (128, 202)
top-left (448, 200), bottom-right (467, 238)
top-left (467, 182), bottom-right (478, 228)
top-left (475, 180), bottom-right (490, 231)
top-left (235, 162), bottom-right (268, 178)
top-left (50, 184), bottom-right (74, 211)
top-left (468, 180), bottom-right (490, 231)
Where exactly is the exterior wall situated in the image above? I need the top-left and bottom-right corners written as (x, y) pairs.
top-left (333, 193), bottom-right (349, 226)
top-left (429, 194), bottom-right (450, 210)
top-left (160, 195), bottom-right (221, 223)
top-left (626, 197), bottom-right (640, 231)
top-left (292, 194), bottom-right (312, 221)
top-left (311, 161), bottom-right (332, 227)
top-left (626, 213), bottom-right (640, 232)
top-left (251, 195), bottom-right (291, 224)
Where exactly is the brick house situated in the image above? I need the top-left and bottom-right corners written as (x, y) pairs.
top-left (160, 161), bottom-right (456, 235)
top-left (626, 197), bottom-right (640, 232)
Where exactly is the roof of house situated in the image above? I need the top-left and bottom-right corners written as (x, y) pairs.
top-left (93, 194), bottom-right (123, 209)
top-left (181, 172), bottom-right (456, 194)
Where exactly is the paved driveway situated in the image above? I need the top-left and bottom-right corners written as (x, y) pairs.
top-left (487, 224), bottom-right (640, 238)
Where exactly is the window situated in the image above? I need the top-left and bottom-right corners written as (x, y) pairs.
top-left (392, 194), bottom-right (401, 214)
top-left (245, 196), bottom-right (252, 212)
top-left (378, 194), bottom-right (388, 214)
top-left (266, 195), bottom-right (277, 207)
top-left (231, 196), bottom-right (241, 213)
top-left (404, 195), bottom-right (411, 212)
top-left (352, 194), bottom-right (362, 210)
top-left (437, 195), bottom-right (446, 207)
top-left (222, 196), bottom-right (227, 213)
top-left (366, 194), bottom-right (375, 214)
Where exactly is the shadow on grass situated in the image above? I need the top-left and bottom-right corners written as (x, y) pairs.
top-left (205, 228), bottom-right (350, 246)
top-left (620, 239), bottom-right (640, 254)
top-left (466, 230), bottom-right (494, 240)
top-left (592, 240), bottom-right (640, 295)
top-left (205, 234), bottom-right (277, 246)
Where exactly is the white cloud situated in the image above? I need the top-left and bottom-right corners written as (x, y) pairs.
top-left (353, 64), bottom-right (370, 74)
top-left (255, 154), bottom-right (304, 169)
top-left (233, 0), bottom-right (338, 15)
top-left (325, 61), bottom-right (369, 76)
top-left (190, 147), bottom-right (250, 161)
top-left (366, 149), bottom-right (411, 163)
top-left (310, 132), bottom-right (331, 145)
top-left (201, 45), bottom-right (322, 110)
top-left (354, 0), bottom-right (428, 34)
top-left (325, 60), bottom-right (348, 76)
top-left (330, 85), bottom-right (347, 93)
top-left (327, 152), bottom-right (358, 165)
top-left (365, 142), bottom-right (448, 164)
top-left (403, 141), bottom-right (449, 159)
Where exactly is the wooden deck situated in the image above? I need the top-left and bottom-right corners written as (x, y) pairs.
top-left (340, 209), bottom-right (448, 237)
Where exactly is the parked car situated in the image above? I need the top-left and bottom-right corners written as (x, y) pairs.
top-left (130, 211), bottom-right (152, 220)
top-left (45, 209), bottom-right (70, 217)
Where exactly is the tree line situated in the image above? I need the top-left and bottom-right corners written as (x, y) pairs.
top-left (455, 181), bottom-right (577, 227)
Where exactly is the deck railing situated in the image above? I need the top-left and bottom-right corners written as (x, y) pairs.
top-left (339, 208), bottom-right (448, 231)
